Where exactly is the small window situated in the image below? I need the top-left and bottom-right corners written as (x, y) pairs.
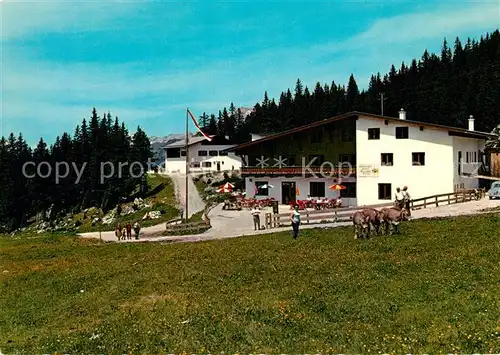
top-left (342, 129), bottom-right (354, 142)
top-left (466, 152), bottom-right (469, 163)
top-left (255, 181), bottom-right (268, 196)
top-left (191, 162), bottom-right (200, 168)
top-left (181, 150), bottom-right (186, 157)
top-left (310, 182), bottom-right (325, 197)
top-left (378, 183), bottom-right (391, 200)
top-left (328, 129), bottom-right (335, 142)
top-left (412, 152), bottom-right (425, 166)
top-left (219, 150), bottom-right (228, 156)
top-left (209, 150), bottom-right (218, 156)
top-left (311, 130), bottom-right (322, 143)
top-left (384, 120), bottom-right (389, 125)
top-left (368, 128), bottom-right (380, 140)
top-left (458, 151), bottom-right (462, 175)
top-left (339, 154), bottom-right (356, 165)
top-left (340, 182), bottom-right (356, 198)
top-left (202, 161), bottom-right (212, 168)
top-left (420, 126), bottom-right (424, 131)
top-left (395, 127), bottom-right (409, 139)
top-left (381, 153), bottom-right (393, 166)
top-left (198, 150), bottom-right (208, 156)
top-left (166, 148), bottom-right (181, 158)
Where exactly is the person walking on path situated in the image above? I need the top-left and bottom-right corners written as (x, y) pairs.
top-left (251, 206), bottom-right (261, 231)
top-left (126, 222), bottom-right (132, 240)
top-left (402, 186), bottom-right (411, 216)
top-left (133, 222), bottom-right (141, 240)
top-left (395, 187), bottom-right (405, 209)
top-left (115, 224), bottom-right (122, 241)
top-left (290, 204), bottom-right (301, 239)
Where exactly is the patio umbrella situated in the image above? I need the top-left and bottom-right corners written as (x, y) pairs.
top-left (329, 184), bottom-right (346, 190)
top-left (260, 184), bottom-right (274, 189)
top-left (222, 182), bottom-right (235, 190)
top-left (217, 183), bottom-right (233, 193)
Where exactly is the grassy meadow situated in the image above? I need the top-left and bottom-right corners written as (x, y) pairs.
top-left (1, 213), bottom-right (500, 353)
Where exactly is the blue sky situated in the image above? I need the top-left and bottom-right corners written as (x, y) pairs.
top-left (2, 0), bottom-right (499, 146)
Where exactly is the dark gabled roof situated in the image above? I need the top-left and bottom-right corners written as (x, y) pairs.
top-left (163, 135), bottom-right (236, 149)
top-left (163, 136), bottom-right (207, 148)
top-left (225, 111), bottom-right (497, 152)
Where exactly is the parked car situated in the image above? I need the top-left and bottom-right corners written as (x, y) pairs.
top-left (487, 181), bottom-right (500, 199)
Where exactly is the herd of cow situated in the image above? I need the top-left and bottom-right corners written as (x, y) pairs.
top-left (352, 206), bottom-right (410, 239)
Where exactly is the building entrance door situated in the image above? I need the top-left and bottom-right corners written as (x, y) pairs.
top-left (217, 162), bottom-right (221, 171)
top-left (282, 182), bottom-right (296, 205)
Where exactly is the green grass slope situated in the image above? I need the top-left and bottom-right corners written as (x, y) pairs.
top-left (73, 174), bottom-right (179, 233)
top-left (1, 213), bottom-right (499, 353)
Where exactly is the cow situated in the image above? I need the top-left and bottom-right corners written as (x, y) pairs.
top-left (361, 208), bottom-right (385, 236)
top-left (380, 207), bottom-right (410, 235)
top-left (352, 210), bottom-right (370, 239)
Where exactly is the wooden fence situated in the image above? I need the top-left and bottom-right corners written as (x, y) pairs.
top-left (264, 202), bottom-right (395, 229)
top-left (264, 189), bottom-right (485, 229)
top-left (410, 188), bottom-right (485, 209)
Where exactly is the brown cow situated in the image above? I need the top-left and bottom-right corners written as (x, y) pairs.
top-left (352, 210), bottom-right (370, 239)
top-left (361, 208), bottom-right (385, 236)
top-left (380, 207), bottom-right (409, 235)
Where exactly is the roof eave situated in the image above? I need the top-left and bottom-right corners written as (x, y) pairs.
top-left (226, 112), bottom-right (357, 152)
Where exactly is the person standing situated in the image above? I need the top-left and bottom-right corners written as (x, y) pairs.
top-left (133, 222), bottom-right (141, 240)
top-left (290, 204), bottom-right (301, 239)
top-left (402, 186), bottom-right (411, 216)
top-left (126, 222), bottom-right (132, 240)
top-left (395, 187), bottom-right (405, 209)
top-left (115, 224), bottom-right (122, 241)
top-left (251, 206), bottom-right (261, 231)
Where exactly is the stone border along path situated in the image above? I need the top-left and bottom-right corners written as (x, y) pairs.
top-left (79, 198), bottom-right (500, 244)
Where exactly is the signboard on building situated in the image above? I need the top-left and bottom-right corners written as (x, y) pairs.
top-left (358, 164), bottom-right (379, 177)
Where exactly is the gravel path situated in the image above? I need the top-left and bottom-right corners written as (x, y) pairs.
top-left (169, 173), bottom-right (205, 219)
top-left (79, 198), bottom-right (500, 243)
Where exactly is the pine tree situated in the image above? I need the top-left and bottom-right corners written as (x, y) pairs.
top-left (345, 74), bottom-right (359, 111)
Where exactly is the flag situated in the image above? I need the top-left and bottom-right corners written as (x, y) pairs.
top-left (187, 109), bottom-right (213, 141)
top-left (296, 185), bottom-right (300, 196)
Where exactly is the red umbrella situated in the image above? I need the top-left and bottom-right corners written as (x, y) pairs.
top-left (222, 182), bottom-right (235, 190)
top-left (217, 182), bottom-right (234, 193)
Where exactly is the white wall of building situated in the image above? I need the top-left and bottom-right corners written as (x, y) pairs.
top-left (244, 176), bottom-right (357, 206)
top-left (164, 143), bottom-right (242, 174)
top-left (356, 115), bottom-right (456, 206)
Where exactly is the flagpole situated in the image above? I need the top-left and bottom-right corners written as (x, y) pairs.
top-left (185, 108), bottom-right (189, 223)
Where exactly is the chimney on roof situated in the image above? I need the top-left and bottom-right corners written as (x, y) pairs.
top-left (399, 108), bottom-right (406, 120)
top-left (468, 115), bottom-right (475, 131)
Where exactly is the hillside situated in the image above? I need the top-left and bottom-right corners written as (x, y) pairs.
top-left (1, 213), bottom-right (499, 353)
top-left (0, 109), bottom-right (155, 233)
top-left (4, 174), bottom-right (179, 236)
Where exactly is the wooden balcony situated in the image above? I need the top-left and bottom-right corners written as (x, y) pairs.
top-left (241, 166), bottom-right (356, 177)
